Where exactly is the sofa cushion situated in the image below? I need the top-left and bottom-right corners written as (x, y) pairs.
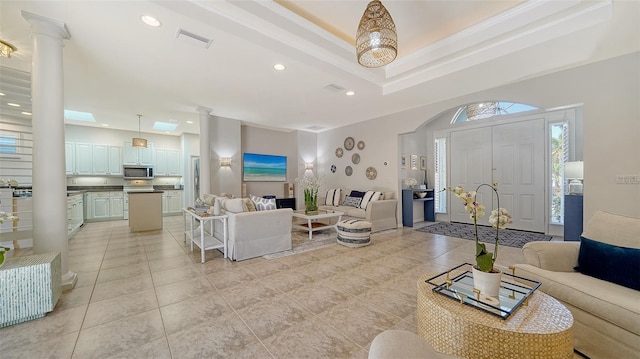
top-left (350, 190), bottom-right (366, 198)
top-left (250, 195), bottom-right (276, 211)
top-left (223, 198), bottom-right (245, 213)
top-left (325, 188), bottom-right (342, 206)
top-left (576, 236), bottom-right (640, 290)
top-left (343, 196), bottom-right (362, 208)
top-left (360, 191), bottom-right (382, 209)
top-left (201, 193), bottom-right (217, 205)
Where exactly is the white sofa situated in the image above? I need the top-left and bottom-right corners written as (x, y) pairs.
top-left (515, 211), bottom-right (640, 358)
top-left (202, 195), bottom-right (293, 261)
top-left (319, 189), bottom-right (398, 233)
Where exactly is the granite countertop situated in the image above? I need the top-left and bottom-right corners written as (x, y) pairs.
top-left (127, 190), bottom-right (164, 194)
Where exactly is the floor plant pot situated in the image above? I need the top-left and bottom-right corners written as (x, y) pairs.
top-left (472, 266), bottom-right (502, 299)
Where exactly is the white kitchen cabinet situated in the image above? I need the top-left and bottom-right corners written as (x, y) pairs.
top-left (92, 145), bottom-right (122, 175)
top-left (65, 142), bottom-right (93, 175)
top-left (162, 190), bottom-right (183, 215)
top-left (86, 191), bottom-right (123, 221)
top-left (110, 191), bottom-right (124, 217)
top-left (154, 149), bottom-right (180, 176)
top-left (123, 141), bottom-right (153, 165)
top-left (67, 193), bottom-right (84, 237)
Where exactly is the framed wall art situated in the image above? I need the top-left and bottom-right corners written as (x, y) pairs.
top-left (420, 156), bottom-right (427, 170)
top-left (411, 155), bottom-right (418, 170)
top-left (400, 154), bottom-right (407, 169)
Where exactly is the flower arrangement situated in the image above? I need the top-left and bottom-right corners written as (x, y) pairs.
top-left (0, 211), bottom-right (19, 266)
top-left (446, 181), bottom-right (512, 273)
top-left (295, 174), bottom-right (323, 213)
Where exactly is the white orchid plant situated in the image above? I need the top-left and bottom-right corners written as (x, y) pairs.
top-left (446, 181), bottom-right (512, 273)
top-left (295, 174), bottom-right (323, 212)
top-left (0, 211), bottom-right (19, 265)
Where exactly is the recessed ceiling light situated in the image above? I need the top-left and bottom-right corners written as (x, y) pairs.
top-left (0, 92), bottom-right (5, 96)
top-left (141, 15), bottom-right (161, 27)
top-left (21, 111), bottom-right (31, 115)
top-left (346, 91), bottom-right (356, 96)
top-left (186, 120), bottom-right (193, 124)
top-left (102, 123), bottom-right (109, 127)
top-left (7, 103), bottom-right (20, 107)
top-left (273, 64), bottom-right (286, 71)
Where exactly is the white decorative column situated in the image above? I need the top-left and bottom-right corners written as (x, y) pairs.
top-left (197, 106), bottom-right (212, 196)
top-left (22, 11), bottom-right (76, 289)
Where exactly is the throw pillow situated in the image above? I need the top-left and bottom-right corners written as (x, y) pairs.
top-left (243, 198), bottom-right (257, 212)
top-left (342, 196), bottom-right (362, 208)
top-left (325, 188), bottom-right (342, 206)
top-left (223, 198), bottom-right (245, 213)
top-left (359, 191), bottom-right (382, 209)
top-left (350, 190), bottom-right (366, 198)
top-left (201, 193), bottom-right (217, 205)
top-left (575, 236), bottom-right (640, 290)
top-left (250, 194), bottom-right (277, 211)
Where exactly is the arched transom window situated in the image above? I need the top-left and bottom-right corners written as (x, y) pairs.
top-left (452, 101), bottom-right (538, 123)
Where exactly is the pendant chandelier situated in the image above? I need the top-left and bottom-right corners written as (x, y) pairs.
top-left (0, 39), bottom-right (17, 58)
top-left (132, 114), bottom-right (148, 148)
top-left (355, 0), bottom-right (397, 68)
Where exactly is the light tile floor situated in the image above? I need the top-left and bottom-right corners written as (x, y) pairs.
top-left (2, 217), bottom-right (542, 358)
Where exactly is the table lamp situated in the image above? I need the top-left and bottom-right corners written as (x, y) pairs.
top-left (565, 161), bottom-right (584, 195)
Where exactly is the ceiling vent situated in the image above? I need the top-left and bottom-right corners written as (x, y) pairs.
top-left (176, 28), bottom-right (213, 49)
top-left (324, 83), bottom-right (345, 93)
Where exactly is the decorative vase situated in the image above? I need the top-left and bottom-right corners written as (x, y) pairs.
top-left (472, 266), bottom-right (502, 299)
top-left (304, 189), bottom-right (318, 214)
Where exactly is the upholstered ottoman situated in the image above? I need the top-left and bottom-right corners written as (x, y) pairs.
top-left (337, 219), bottom-right (371, 247)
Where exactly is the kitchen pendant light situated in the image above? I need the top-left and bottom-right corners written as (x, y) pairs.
top-left (132, 114), bottom-right (148, 148)
top-left (355, 0), bottom-right (397, 68)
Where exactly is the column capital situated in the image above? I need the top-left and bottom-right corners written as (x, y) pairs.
top-left (22, 11), bottom-right (70, 40)
top-left (196, 106), bottom-right (212, 115)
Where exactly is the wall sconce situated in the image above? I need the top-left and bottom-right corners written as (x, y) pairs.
top-left (305, 162), bottom-right (314, 170)
top-left (220, 157), bottom-right (232, 167)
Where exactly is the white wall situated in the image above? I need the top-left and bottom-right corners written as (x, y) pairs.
top-left (318, 52), bottom-right (640, 222)
top-left (210, 116), bottom-right (241, 197)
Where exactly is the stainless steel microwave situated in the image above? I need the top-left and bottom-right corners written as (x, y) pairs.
top-left (123, 165), bottom-right (154, 180)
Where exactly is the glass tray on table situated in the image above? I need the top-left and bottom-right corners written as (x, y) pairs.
top-left (425, 263), bottom-right (541, 319)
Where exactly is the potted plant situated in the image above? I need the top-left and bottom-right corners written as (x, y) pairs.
top-left (295, 174), bottom-right (323, 214)
top-left (0, 211), bottom-right (19, 267)
top-left (446, 181), bottom-right (512, 298)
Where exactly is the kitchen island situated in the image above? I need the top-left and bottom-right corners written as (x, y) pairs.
top-left (128, 190), bottom-right (163, 232)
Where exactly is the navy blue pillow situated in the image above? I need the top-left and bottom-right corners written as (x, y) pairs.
top-left (575, 236), bottom-right (640, 290)
top-left (350, 190), bottom-right (366, 198)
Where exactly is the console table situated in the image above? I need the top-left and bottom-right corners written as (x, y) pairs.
top-left (402, 189), bottom-right (435, 226)
top-left (564, 194), bottom-right (583, 241)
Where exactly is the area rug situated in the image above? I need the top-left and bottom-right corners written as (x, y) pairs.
top-left (263, 229), bottom-right (337, 259)
top-left (416, 222), bottom-right (552, 248)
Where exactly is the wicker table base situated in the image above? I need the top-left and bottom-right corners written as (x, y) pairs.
top-left (418, 273), bottom-right (573, 359)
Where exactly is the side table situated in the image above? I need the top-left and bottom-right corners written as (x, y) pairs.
top-left (417, 273), bottom-right (574, 359)
top-left (183, 208), bottom-right (228, 263)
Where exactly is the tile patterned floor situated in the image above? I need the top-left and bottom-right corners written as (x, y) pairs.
top-left (1, 217), bottom-right (532, 358)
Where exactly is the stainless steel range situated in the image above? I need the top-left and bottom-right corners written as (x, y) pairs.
top-left (123, 180), bottom-right (154, 220)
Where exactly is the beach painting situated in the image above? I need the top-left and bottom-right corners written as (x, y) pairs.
top-left (243, 153), bottom-right (287, 182)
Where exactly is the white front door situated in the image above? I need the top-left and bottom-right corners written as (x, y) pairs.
top-left (492, 119), bottom-right (545, 232)
top-left (449, 119), bottom-right (545, 232)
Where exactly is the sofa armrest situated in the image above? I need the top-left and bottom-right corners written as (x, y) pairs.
top-left (366, 199), bottom-right (397, 222)
top-left (521, 241), bottom-right (580, 272)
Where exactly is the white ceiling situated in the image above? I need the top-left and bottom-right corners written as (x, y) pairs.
top-left (0, 0), bottom-right (637, 136)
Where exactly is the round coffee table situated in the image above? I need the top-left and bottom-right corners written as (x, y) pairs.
top-left (417, 273), bottom-right (574, 359)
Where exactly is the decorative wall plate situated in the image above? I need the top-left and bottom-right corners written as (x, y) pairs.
top-left (357, 141), bottom-right (365, 150)
top-left (344, 137), bottom-right (355, 151)
top-left (352, 153), bottom-right (360, 164)
top-left (366, 167), bottom-right (377, 180)
top-left (330, 165), bottom-right (336, 173)
top-left (345, 166), bottom-right (353, 176)
top-left (335, 147), bottom-right (343, 158)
